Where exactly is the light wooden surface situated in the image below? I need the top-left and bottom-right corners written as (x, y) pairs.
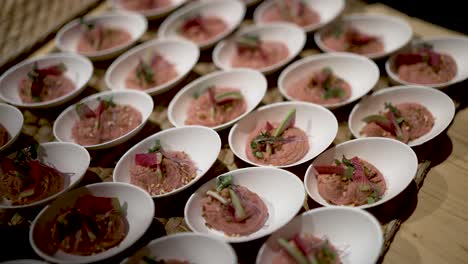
top-left (365, 4), bottom-right (468, 264)
top-left (384, 107), bottom-right (468, 264)
top-left (25, 2), bottom-right (468, 264)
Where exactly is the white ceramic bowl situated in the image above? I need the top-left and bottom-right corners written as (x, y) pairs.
top-left (185, 167), bottom-right (306, 243)
top-left (0, 53), bottom-right (93, 108)
top-left (256, 207), bottom-right (383, 264)
top-left (120, 233), bottom-right (237, 264)
top-left (0, 103), bottom-right (23, 152)
top-left (113, 126), bottom-right (221, 198)
top-left (53, 90), bottom-right (154, 150)
top-left (304, 137), bottom-right (418, 209)
top-left (105, 38), bottom-right (200, 95)
top-left (30, 182), bottom-right (155, 264)
top-left (213, 23), bottom-right (306, 75)
top-left (56, 11), bottom-right (148, 61)
top-left (253, 0), bottom-right (345, 33)
top-left (0, 142), bottom-right (90, 209)
top-left (158, 0), bottom-right (246, 50)
top-left (315, 13), bottom-right (413, 59)
top-left (348, 85), bottom-right (455, 147)
top-left (278, 52), bottom-right (379, 109)
top-left (110, 0), bottom-right (188, 19)
top-left (168, 69), bottom-right (267, 131)
top-left (385, 36), bottom-right (468, 88)
top-left (229, 101), bottom-right (338, 168)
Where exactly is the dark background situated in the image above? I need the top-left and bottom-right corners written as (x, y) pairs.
top-left (366, 0), bottom-right (467, 34)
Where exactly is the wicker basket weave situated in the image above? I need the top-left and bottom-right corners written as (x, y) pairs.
top-left (0, 0), bottom-right (100, 71)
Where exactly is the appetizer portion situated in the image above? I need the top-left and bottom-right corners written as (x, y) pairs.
top-left (125, 53), bottom-right (178, 90)
top-left (287, 67), bottom-right (351, 105)
top-left (47, 195), bottom-right (127, 255)
top-left (185, 86), bottom-right (246, 127)
top-left (118, 0), bottom-right (172, 12)
top-left (140, 256), bottom-right (188, 264)
top-left (77, 18), bottom-right (132, 53)
top-left (130, 139), bottom-right (197, 196)
top-left (273, 233), bottom-right (341, 264)
top-left (0, 144), bottom-right (65, 205)
top-left (261, 0), bottom-right (321, 28)
top-left (19, 62), bottom-right (74, 103)
top-left (322, 24), bottom-right (384, 55)
top-left (231, 34), bottom-right (289, 70)
top-left (0, 124), bottom-right (10, 148)
top-left (246, 109), bottom-right (309, 166)
top-left (361, 102), bottom-right (435, 143)
top-left (395, 43), bottom-right (457, 84)
top-left (72, 97), bottom-right (142, 146)
top-left (202, 175), bottom-right (268, 236)
top-left (179, 14), bottom-right (228, 44)
top-left (314, 156), bottom-right (386, 206)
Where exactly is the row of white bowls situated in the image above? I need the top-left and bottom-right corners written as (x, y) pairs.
top-left (2, 28), bottom-right (468, 109)
top-left (23, 152), bottom-right (387, 264)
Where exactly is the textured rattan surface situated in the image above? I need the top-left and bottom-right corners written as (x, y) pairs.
top-left (0, 0), bottom-right (100, 71)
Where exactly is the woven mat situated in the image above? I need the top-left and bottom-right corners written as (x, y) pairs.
top-left (0, 0), bottom-right (101, 72)
top-left (0, 0), bottom-right (461, 263)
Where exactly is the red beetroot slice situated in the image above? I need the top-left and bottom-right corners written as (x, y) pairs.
top-left (395, 53), bottom-right (425, 68)
top-left (35, 64), bottom-right (66, 77)
top-left (313, 70), bottom-right (331, 86)
top-left (75, 195), bottom-right (116, 215)
top-left (428, 51), bottom-right (441, 68)
top-left (350, 157), bottom-right (369, 184)
top-left (347, 30), bottom-right (377, 45)
top-left (395, 49), bottom-right (442, 69)
top-left (28, 160), bottom-right (44, 184)
top-left (182, 15), bottom-right (204, 32)
top-left (292, 234), bottom-right (310, 255)
top-left (207, 87), bottom-right (217, 106)
top-left (135, 153), bottom-right (162, 167)
top-left (264, 121), bottom-right (274, 131)
top-left (313, 165), bottom-right (345, 175)
top-left (76, 103), bottom-right (96, 119)
top-left (95, 100), bottom-right (107, 117)
top-left (0, 157), bottom-right (17, 173)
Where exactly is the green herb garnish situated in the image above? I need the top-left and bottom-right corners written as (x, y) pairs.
top-left (136, 59), bottom-right (155, 85)
top-left (148, 139), bottom-right (162, 153)
top-left (216, 174), bottom-right (233, 192)
top-left (79, 17), bottom-right (95, 31)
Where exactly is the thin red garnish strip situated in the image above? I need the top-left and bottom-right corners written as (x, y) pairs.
top-left (75, 97), bottom-right (116, 129)
top-left (181, 14), bottom-right (206, 33)
top-left (346, 27), bottom-right (379, 46)
top-left (0, 144), bottom-right (61, 199)
top-left (26, 62), bottom-right (67, 101)
top-left (314, 156), bottom-right (382, 204)
top-left (362, 102), bottom-right (405, 141)
top-left (134, 139), bottom-right (192, 179)
top-left (394, 43), bottom-right (442, 71)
